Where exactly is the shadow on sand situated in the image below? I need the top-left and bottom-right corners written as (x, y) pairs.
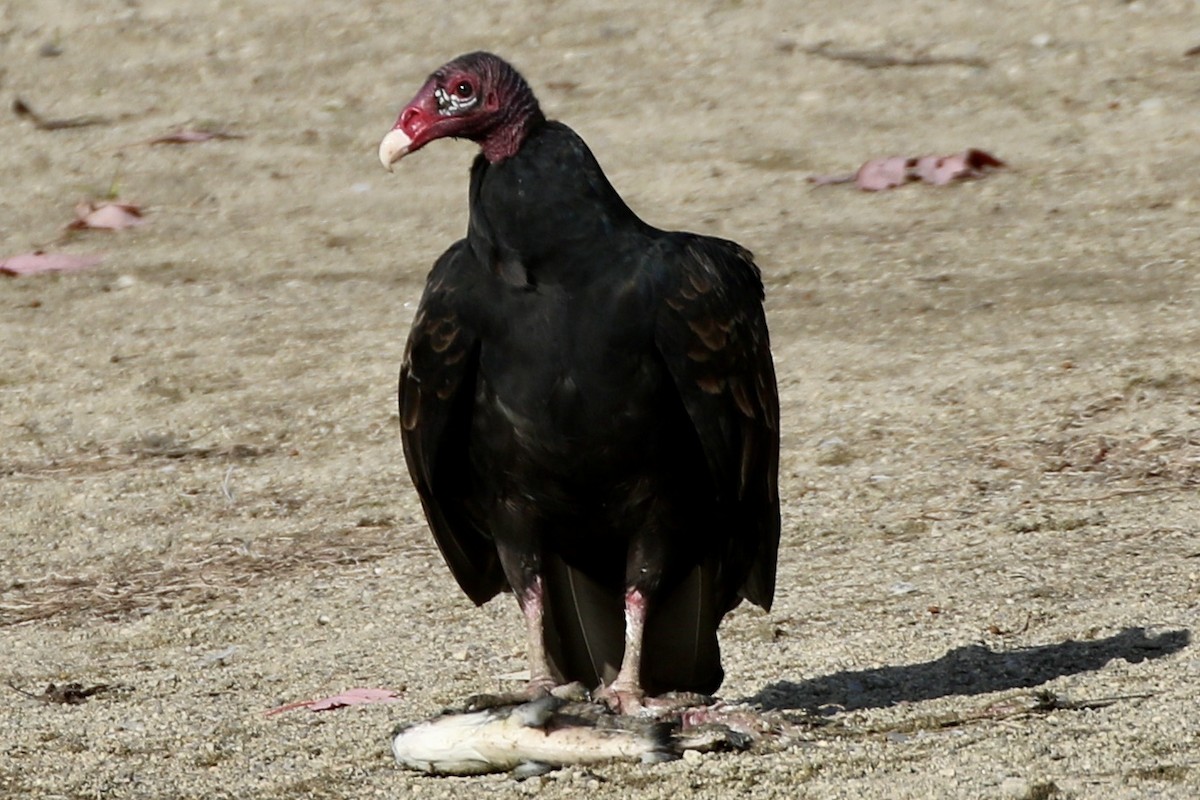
top-left (747, 626), bottom-right (1190, 713)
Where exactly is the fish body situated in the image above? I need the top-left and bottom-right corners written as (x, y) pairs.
top-left (392, 696), bottom-right (674, 776)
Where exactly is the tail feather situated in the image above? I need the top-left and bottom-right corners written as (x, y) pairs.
top-left (642, 561), bottom-right (723, 695)
top-left (540, 556), bottom-right (724, 696)
top-left (540, 556), bottom-right (623, 689)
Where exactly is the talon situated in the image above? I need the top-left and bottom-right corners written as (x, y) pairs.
top-left (595, 684), bottom-right (646, 715)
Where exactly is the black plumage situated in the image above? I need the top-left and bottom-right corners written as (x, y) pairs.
top-left (381, 52), bottom-right (779, 709)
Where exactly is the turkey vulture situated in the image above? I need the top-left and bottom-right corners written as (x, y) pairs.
top-left (380, 52), bottom-right (779, 712)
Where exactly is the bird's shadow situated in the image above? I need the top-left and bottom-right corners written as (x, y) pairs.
top-left (746, 626), bottom-right (1190, 713)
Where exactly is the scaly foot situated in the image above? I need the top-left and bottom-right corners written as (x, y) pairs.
top-left (464, 679), bottom-right (588, 712)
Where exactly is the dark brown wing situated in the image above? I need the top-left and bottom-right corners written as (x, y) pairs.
top-left (651, 234), bottom-right (780, 609)
top-left (400, 241), bottom-right (505, 605)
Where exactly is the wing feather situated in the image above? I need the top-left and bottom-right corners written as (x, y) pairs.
top-left (651, 235), bottom-right (780, 610)
top-left (400, 241), bottom-right (506, 605)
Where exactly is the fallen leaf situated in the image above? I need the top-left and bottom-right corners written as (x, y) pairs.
top-left (68, 201), bottom-right (146, 231)
top-left (42, 682), bottom-right (112, 704)
top-left (855, 156), bottom-right (912, 191)
top-left (147, 128), bottom-right (245, 145)
top-left (803, 42), bottom-right (989, 70)
top-left (264, 687), bottom-right (403, 716)
top-left (12, 97), bottom-right (108, 130)
top-left (0, 251), bottom-right (104, 276)
top-left (304, 687), bottom-right (402, 711)
top-left (913, 149), bottom-right (1006, 186)
top-left (810, 149), bottom-right (1006, 191)
top-left (6, 681), bottom-right (113, 705)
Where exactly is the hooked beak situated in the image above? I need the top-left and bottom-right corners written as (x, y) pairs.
top-left (379, 79), bottom-right (441, 172)
top-left (378, 127), bottom-right (412, 171)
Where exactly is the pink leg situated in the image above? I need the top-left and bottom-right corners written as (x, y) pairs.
top-left (518, 578), bottom-right (557, 693)
top-left (596, 589), bottom-right (648, 713)
top-left (465, 579), bottom-right (562, 711)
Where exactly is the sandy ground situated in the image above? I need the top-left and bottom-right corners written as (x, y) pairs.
top-left (2, 0), bottom-right (1198, 797)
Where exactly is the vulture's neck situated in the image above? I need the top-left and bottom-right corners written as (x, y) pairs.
top-left (479, 100), bottom-right (545, 163)
top-left (469, 121), bottom-right (643, 286)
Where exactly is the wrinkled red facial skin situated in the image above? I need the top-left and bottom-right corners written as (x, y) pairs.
top-left (388, 72), bottom-right (498, 158)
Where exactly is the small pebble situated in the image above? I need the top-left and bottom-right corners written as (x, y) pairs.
top-left (1138, 97), bottom-right (1165, 115)
top-left (1001, 777), bottom-right (1031, 798)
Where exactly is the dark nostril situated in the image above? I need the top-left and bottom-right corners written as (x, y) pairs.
top-left (400, 107), bottom-right (419, 128)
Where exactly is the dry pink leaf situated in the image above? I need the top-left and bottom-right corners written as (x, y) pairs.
top-left (147, 129), bottom-right (245, 145)
top-left (264, 687), bottom-right (403, 717)
top-left (0, 251), bottom-right (104, 276)
top-left (913, 149), bottom-right (1006, 186)
top-left (809, 149), bottom-right (1005, 191)
top-left (69, 201), bottom-right (146, 231)
top-left (855, 156), bottom-right (913, 191)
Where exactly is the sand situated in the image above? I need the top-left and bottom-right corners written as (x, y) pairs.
top-left (2, 1), bottom-right (1198, 797)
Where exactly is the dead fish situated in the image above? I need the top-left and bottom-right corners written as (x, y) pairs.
top-left (392, 695), bottom-right (678, 776)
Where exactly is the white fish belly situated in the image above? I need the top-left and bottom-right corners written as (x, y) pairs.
top-left (392, 705), bottom-right (666, 775)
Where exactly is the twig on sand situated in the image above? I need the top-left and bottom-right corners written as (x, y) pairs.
top-left (1046, 485), bottom-right (1196, 504)
top-left (12, 97), bottom-right (108, 130)
top-left (7, 681), bottom-right (114, 705)
top-left (857, 690), bottom-right (1155, 737)
top-left (0, 529), bottom-right (394, 627)
top-left (803, 42), bottom-right (988, 70)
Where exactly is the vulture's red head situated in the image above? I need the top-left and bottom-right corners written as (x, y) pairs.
top-left (379, 52), bottom-right (544, 169)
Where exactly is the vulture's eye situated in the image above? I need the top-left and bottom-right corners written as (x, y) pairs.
top-left (455, 81), bottom-right (474, 99)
